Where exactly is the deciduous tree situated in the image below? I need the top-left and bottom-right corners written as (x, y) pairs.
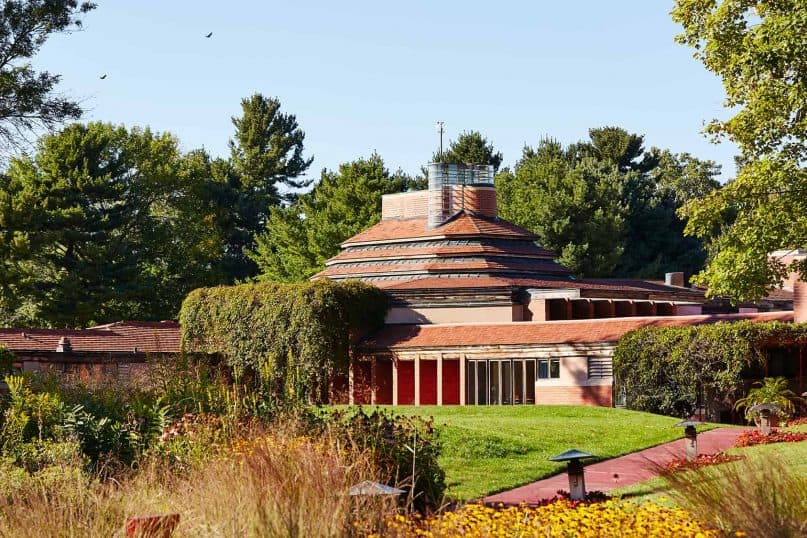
top-left (0, 0), bottom-right (95, 153)
top-left (672, 0), bottom-right (807, 300)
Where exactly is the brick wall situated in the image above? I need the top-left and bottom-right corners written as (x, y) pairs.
top-left (381, 191), bottom-right (429, 220)
top-left (462, 186), bottom-right (497, 218)
top-left (534, 385), bottom-right (613, 406)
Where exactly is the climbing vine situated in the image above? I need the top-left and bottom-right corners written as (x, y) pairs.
top-left (179, 279), bottom-right (389, 404)
top-left (613, 321), bottom-right (807, 418)
top-left (0, 346), bottom-right (14, 376)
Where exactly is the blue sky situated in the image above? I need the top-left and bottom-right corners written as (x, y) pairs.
top-left (36, 1), bottom-right (737, 182)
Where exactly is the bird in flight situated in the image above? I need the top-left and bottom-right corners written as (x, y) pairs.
top-left (99, 74), bottom-right (107, 79)
top-left (205, 32), bottom-right (213, 38)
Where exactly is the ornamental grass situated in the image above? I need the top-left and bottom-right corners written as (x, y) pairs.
top-left (380, 500), bottom-right (723, 538)
top-left (661, 455), bottom-right (807, 538)
top-left (0, 424), bottom-right (397, 537)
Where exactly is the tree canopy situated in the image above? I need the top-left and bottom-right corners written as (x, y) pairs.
top-left (433, 130), bottom-right (503, 171)
top-left (0, 0), bottom-right (95, 153)
top-left (0, 122), bottom-right (225, 327)
top-left (250, 153), bottom-right (413, 281)
top-left (672, 0), bottom-right (807, 301)
top-left (497, 127), bottom-right (720, 278)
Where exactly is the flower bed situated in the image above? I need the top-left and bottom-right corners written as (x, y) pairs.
top-left (382, 500), bottom-right (722, 537)
top-left (734, 429), bottom-right (807, 447)
top-left (663, 453), bottom-right (745, 473)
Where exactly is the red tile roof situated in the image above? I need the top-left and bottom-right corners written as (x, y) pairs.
top-left (341, 213), bottom-right (537, 246)
top-left (328, 243), bottom-right (556, 263)
top-left (370, 276), bottom-right (704, 298)
top-left (318, 259), bottom-right (572, 279)
top-left (0, 321), bottom-right (180, 354)
top-left (360, 311), bottom-right (793, 350)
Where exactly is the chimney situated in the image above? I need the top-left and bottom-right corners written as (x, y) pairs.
top-left (665, 272), bottom-right (685, 288)
top-left (56, 336), bottom-right (72, 352)
top-left (795, 281), bottom-right (807, 323)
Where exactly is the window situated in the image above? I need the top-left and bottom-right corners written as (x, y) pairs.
top-left (537, 358), bottom-right (560, 379)
top-left (587, 356), bottom-right (613, 379)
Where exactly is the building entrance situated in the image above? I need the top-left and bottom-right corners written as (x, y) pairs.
top-left (466, 359), bottom-right (537, 405)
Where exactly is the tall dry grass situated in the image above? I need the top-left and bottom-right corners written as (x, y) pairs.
top-left (660, 455), bottom-right (807, 538)
top-left (0, 423), bottom-right (399, 537)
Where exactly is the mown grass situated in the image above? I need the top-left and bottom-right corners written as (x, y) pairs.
top-left (364, 405), bottom-right (702, 500)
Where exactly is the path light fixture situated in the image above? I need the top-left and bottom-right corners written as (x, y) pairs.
top-left (349, 480), bottom-right (405, 497)
top-left (548, 449), bottom-right (596, 501)
top-left (674, 420), bottom-right (704, 462)
top-left (747, 403), bottom-right (782, 435)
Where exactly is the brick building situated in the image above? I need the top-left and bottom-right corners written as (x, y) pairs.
top-left (314, 163), bottom-right (795, 407)
top-left (0, 321), bottom-right (180, 381)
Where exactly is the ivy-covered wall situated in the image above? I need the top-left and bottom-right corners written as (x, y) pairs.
top-left (613, 321), bottom-right (807, 419)
top-left (179, 279), bottom-right (389, 403)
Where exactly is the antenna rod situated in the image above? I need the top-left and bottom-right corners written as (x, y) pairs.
top-left (436, 121), bottom-right (445, 159)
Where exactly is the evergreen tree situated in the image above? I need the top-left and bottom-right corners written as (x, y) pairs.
top-left (0, 123), bottom-right (224, 327)
top-left (433, 130), bottom-right (503, 171)
top-left (251, 154), bottom-right (412, 281)
top-left (497, 130), bottom-right (720, 279)
top-left (224, 94), bottom-right (313, 280)
top-left (497, 140), bottom-right (626, 277)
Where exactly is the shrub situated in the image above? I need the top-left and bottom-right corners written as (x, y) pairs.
top-left (324, 408), bottom-right (446, 513)
top-left (733, 376), bottom-right (804, 422)
top-left (613, 320), bottom-right (807, 418)
top-left (179, 279), bottom-right (389, 405)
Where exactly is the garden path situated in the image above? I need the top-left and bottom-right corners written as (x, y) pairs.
top-left (484, 427), bottom-right (750, 505)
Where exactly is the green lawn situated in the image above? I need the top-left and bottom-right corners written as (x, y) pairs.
top-left (365, 405), bottom-right (700, 500)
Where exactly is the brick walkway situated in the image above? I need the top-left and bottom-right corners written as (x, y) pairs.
top-left (484, 427), bottom-right (748, 505)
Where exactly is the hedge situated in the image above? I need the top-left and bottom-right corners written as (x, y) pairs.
top-left (613, 321), bottom-right (807, 418)
top-left (179, 279), bottom-right (389, 404)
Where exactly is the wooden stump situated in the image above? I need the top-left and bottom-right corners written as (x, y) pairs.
top-left (124, 514), bottom-right (180, 538)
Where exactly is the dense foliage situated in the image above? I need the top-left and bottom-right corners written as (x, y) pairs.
top-left (0, 122), bottom-right (226, 326)
top-left (672, 0), bottom-right (807, 301)
top-left (0, 0), bottom-right (95, 153)
top-left (325, 408), bottom-right (445, 512)
top-left (497, 128), bottom-right (720, 277)
top-left (180, 279), bottom-right (389, 403)
top-left (613, 321), bottom-right (807, 418)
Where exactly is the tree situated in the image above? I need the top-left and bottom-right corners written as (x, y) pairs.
top-left (250, 154), bottom-right (412, 281)
top-left (0, 122), bottom-right (224, 327)
top-left (497, 139), bottom-right (627, 277)
top-left (615, 150), bottom-right (721, 278)
top-left (498, 128), bottom-right (720, 279)
top-left (0, 0), bottom-right (95, 153)
top-left (570, 126), bottom-right (659, 173)
top-left (433, 130), bottom-right (503, 171)
top-left (224, 94), bottom-right (313, 280)
top-left (672, 0), bottom-right (807, 300)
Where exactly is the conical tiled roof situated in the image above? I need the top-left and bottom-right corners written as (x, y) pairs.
top-left (314, 210), bottom-right (573, 282)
